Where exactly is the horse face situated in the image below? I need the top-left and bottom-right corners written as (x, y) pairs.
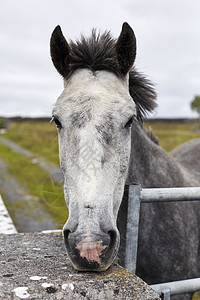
top-left (50, 22), bottom-right (137, 271)
top-left (52, 69), bottom-right (136, 270)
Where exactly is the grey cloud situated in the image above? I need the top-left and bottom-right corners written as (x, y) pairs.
top-left (0, 0), bottom-right (200, 118)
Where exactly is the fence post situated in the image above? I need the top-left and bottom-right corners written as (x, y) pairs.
top-left (125, 184), bottom-right (141, 273)
top-left (117, 184), bottom-right (141, 273)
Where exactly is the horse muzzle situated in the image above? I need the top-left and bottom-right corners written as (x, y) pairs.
top-left (63, 225), bottom-right (119, 271)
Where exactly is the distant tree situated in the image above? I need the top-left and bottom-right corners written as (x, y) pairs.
top-left (191, 96), bottom-right (200, 118)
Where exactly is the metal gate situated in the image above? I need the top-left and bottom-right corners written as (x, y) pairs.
top-left (117, 185), bottom-right (200, 299)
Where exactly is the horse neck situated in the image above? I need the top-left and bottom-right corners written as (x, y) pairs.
top-left (127, 121), bottom-right (196, 188)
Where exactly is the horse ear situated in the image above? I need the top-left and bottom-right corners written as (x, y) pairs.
top-left (116, 22), bottom-right (136, 76)
top-left (50, 26), bottom-right (70, 77)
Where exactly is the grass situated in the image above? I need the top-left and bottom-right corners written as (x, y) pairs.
top-left (3, 121), bottom-right (59, 165)
top-left (144, 121), bottom-right (200, 152)
top-left (0, 141), bottom-right (68, 228)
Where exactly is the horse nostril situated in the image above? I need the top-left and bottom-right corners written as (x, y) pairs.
top-left (63, 229), bottom-right (71, 246)
top-left (107, 230), bottom-right (117, 248)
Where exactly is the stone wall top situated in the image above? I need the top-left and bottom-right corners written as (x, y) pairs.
top-left (0, 232), bottom-right (160, 299)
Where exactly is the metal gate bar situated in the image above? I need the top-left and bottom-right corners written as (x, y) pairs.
top-left (151, 278), bottom-right (200, 299)
top-left (125, 185), bottom-right (140, 272)
top-left (124, 185), bottom-right (200, 274)
top-left (141, 187), bottom-right (200, 203)
top-left (120, 185), bottom-right (200, 299)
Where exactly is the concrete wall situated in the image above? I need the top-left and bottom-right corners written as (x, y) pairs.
top-left (0, 231), bottom-right (160, 299)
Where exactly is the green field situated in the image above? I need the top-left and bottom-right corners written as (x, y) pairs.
top-left (3, 120), bottom-right (60, 165)
top-left (145, 120), bottom-right (200, 152)
top-left (0, 119), bottom-right (199, 228)
top-left (0, 120), bottom-right (66, 228)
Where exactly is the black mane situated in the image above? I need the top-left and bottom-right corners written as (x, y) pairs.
top-left (68, 30), bottom-right (157, 121)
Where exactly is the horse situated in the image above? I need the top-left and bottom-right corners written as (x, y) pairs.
top-left (50, 22), bottom-right (200, 296)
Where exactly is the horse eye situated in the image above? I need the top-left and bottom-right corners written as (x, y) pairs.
top-left (50, 116), bottom-right (62, 130)
top-left (125, 116), bottom-right (134, 128)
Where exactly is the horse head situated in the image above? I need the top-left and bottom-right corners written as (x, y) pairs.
top-left (50, 23), bottom-right (137, 271)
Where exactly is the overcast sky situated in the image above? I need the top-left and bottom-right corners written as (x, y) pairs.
top-left (0, 0), bottom-right (200, 118)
